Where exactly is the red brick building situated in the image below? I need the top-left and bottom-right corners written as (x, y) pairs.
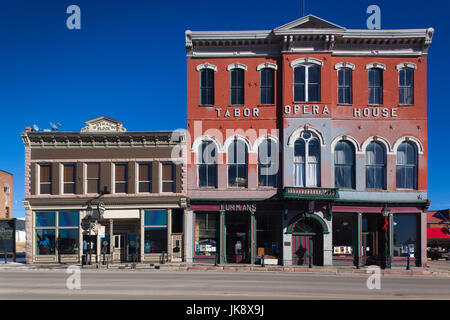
top-left (0, 170), bottom-right (13, 219)
top-left (185, 15), bottom-right (434, 268)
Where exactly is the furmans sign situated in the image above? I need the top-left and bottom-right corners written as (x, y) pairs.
top-left (0, 219), bottom-right (15, 253)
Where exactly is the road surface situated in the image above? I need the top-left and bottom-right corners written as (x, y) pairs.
top-left (0, 269), bottom-right (448, 300)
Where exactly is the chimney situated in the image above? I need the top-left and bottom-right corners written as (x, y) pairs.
top-left (25, 126), bottom-right (32, 132)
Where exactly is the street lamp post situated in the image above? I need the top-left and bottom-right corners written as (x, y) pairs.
top-left (82, 189), bottom-right (109, 267)
top-left (381, 204), bottom-right (391, 269)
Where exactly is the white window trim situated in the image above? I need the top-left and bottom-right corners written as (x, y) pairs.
top-left (62, 163), bottom-right (76, 195)
top-left (365, 62), bottom-right (386, 70)
top-left (290, 57), bottom-right (323, 68)
top-left (361, 136), bottom-right (393, 155)
top-left (226, 62), bottom-right (248, 72)
top-left (256, 62), bottom-right (278, 71)
top-left (334, 62), bottom-right (355, 70)
top-left (196, 62), bottom-right (218, 72)
top-left (392, 136), bottom-right (424, 154)
top-left (396, 62), bottom-right (417, 71)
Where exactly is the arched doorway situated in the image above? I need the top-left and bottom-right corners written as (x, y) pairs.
top-left (291, 216), bottom-right (325, 266)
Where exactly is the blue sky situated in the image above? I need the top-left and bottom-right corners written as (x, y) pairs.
top-left (1, 0), bottom-right (449, 218)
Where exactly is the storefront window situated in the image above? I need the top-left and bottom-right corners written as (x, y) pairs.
top-left (144, 228), bottom-right (167, 253)
top-left (144, 210), bottom-right (168, 254)
top-left (36, 212), bottom-right (56, 227)
top-left (195, 213), bottom-right (218, 256)
top-left (393, 214), bottom-right (418, 257)
top-left (58, 229), bottom-right (79, 254)
top-left (332, 214), bottom-right (355, 255)
top-left (145, 210), bottom-right (167, 226)
top-left (36, 229), bottom-right (56, 255)
top-left (256, 213), bottom-right (280, 258)
top-left (35, 211), bottom-right (79, 256)
top-left (58, 211), bottom-right (79, 227)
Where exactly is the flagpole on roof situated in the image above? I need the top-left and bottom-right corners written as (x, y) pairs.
top-left (302, 0), bottom-right (305, 17)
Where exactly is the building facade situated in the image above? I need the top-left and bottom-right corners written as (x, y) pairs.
top-left (0, 169), bottom-right (13, 219)
top-left (185, 15), bottom-right (434, 268)
top-left (22, 116), bottom-right (187, 264)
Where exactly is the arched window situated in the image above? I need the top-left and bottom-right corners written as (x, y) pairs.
top-left (228, 139), bottom-right (248, 187)
top-left (398, 67), bottom-right (414, 105)
top-left (230, 69), bottom-right (245, 105)
top-left (368, 68), bottom-right (383, 105)
top-left (200, 69), bottom-right (214, 105)
top-left (258, 139), bottom-right (278, 187)
top-left (334, 141), bottom-right (355, 189)
top-left (198, 141), bottom-right (217, 188)
top-left (260, 68), bottom-right (275, 105)
top-left (294, 65), bottom-right (321, 102)
top-left (294, 132), bottom-right (321, 187)
top-left (396, 142), bottom-right (417, 189)
top-left (366, 142), bottom-right (386, 189)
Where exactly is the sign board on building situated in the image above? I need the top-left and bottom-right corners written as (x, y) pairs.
top-left (0, 219), bottom-right (15, 253)
top-left (98, 225), bottom-right (105, 238)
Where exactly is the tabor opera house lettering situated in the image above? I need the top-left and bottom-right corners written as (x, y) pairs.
top-left (215, 108), bottom-right (259, 118)
top-left (283, 105), bottom-right (399, 118)
top-left (220, 204), bottom-right (257, 212)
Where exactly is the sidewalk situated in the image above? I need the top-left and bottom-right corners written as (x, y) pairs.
top-left (1, 260), bottom-right (449, 277)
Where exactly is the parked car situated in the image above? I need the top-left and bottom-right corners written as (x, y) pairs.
top-left (427, 247), bottom-right (450, 260)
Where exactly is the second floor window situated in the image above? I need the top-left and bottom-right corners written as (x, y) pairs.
top-left (260, 68), bottom-right (274, 105)
top-left (368, 68), bottom-right (383, 105)
top-left (198, 141), bottom-right (217, 188)
top-left (200, 69), bottom-right (214, 105)
top-left (63, 164), bottom-right (76, 194)
top-left (115, 163), bottom-right (128, 193)
top-left (396, 142), bottom-right (417, 190)
top-left (399, 67), bottom-right (414, 105)
top-left (139, 163), bottom-right (152, 193)
top-left (86, 163), bottom-right (100, 194)
top-left (228, 139), bottom-right (248, 187)
top-left (230, 69), bottom-right (244, 105)
top-left (294, 65), bottom-right (321, 102)
top-left (334, 141), bottom-right (355, 189)
top-left (294, 132), bottom-right (321, 187)
top-left (366, 142), bottom-right (386, 190)
top-left (258, 139), bottom-right (278, 187)
top-left (40, 164), bottom-right (52, 194)
top-left (338, 68), bottom-right (352, 104)
top-left (162, 162), bottom-right (175, 192)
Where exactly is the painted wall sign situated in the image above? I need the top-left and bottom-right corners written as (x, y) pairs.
top-left (215, 108), bottom-right (259, 118)
top-left (283, 105), bottom-right (399, 118)
top-left (220, 204), bottom-right (257, 212)
top-left (284, 105), bottom-right (330, 115)
top-left (353, 107), bottom-right (398, 118)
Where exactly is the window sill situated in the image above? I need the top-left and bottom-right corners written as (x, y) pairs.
top-left (228, 105), bottom-right (245, 107)
top-left (337, 104), bottom-right (353, 107)
top-left (257, 104), bottom-right (275, 107)
top-left (292, 101), bottom-right (322, 104)
top-left (198, 104), bottom-right (215, 108)
top-left (397, 104), bottom-right (415, 107)
top-left (366, 104), bottom-right (384, 107)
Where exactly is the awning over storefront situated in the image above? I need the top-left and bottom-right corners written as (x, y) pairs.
top-left (427, 227), bottom-right (450, 239)
top-left (102, 209), bottom-right (140, 219)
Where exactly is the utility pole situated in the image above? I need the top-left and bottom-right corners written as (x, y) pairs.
top-left (302, 0), bottom-right (305, 17)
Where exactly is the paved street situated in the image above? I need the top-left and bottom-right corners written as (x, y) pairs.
top-left (0, 269), bottom-right (448, 300)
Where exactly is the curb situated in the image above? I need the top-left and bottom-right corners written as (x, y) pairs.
top-left (1, 263), bottom-right (448, 277)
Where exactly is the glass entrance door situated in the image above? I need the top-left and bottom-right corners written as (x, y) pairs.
top-left (226, 232), bottom-right (247, 263)
top-left (225, 213), bottom-right (250, 263)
